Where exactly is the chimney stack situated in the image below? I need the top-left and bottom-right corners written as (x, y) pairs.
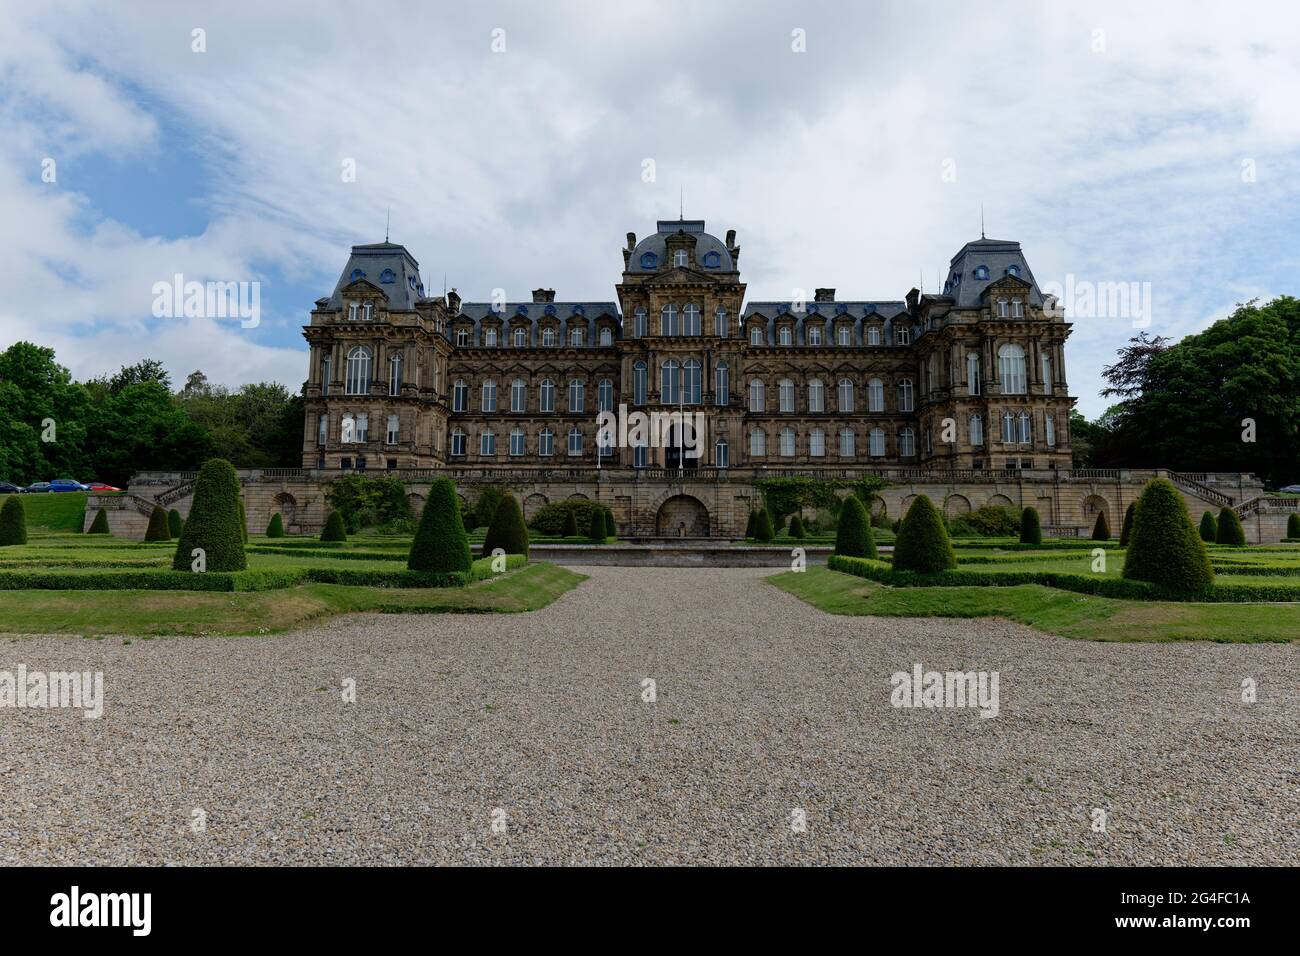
top-left (814, 288), bottom-right (835, 302)
top-left (725, 229), bottom-right (736, 247)
top-left (532, 288), bottom-right (556, 303)
top-left (626, 232), bottom-right (637, 250)
top-left (446, 288), bottom-right (461, 313)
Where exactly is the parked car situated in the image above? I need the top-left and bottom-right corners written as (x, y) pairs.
top-left (49, 479), bottom-right (89, 492)
top-left (25, 482), bottom-right (52, 493)
top-left (0, 481), bottom-right (22, 494)
top-left (85, 482), bottom-right (123, 492)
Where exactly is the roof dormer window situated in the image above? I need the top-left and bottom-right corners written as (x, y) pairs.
top-left (703, 251), bottom-right (721, 268)
top-left (348, 302), bottom-right (359, 321)
top-left (640, 252), bottom-right (658, 269)
top-left (673, 249), bottom-right (688, 268)
top-left (379, 268), bottom-right (396, 284)
top-left (350, 268), bottom-right (365, 281)
top-left (363, 301), bottom-right (373, 321)
top-left (1007, 265), bottom-right (1020, 277)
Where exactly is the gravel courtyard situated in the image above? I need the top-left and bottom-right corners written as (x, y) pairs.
top-left (1, 567), bottom-right (1296, 866)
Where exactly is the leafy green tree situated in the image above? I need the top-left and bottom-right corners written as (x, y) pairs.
top-left (325, 476), bottom-right (411, 533)
top-left (1020, 506), bottom-right (1043, 544)
top-left (1215, 506), bottom-right (1246, 546)
top-left (482, 492), bottom-right (529, 558)
top-left (0, 342), bottom-right (90, 484)
top-left (172, 459), bottom-right (245, 571)
top-left (408, 477), bottom-right (471, 572)
top-left (1122, 479), bottom-right (1213, 593)
top-left (1198, 510), bottom-right (1217, 543)
top-left (834, 496), bottom-right (875, 558)
top-left (145, 505), bottom-right (171, 541)
top-left (892, 495), bottom-right (956, 574)
top-left (0, 496), bottom-right (27, 546)
top-left (87, 381), bottom-right (212, 487)
top-left (320, 510), bottom-right (347, 542)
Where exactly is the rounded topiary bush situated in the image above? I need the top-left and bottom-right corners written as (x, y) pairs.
top-left (0, 496), bottom-right (27, 546)
top-left (754, 508), bottom-right (774, 542)
top-left (1198, 510), bottom-right (1217, 543)
top-left (1122, 479), bottom-right (1213, 594)
top-left (1091, 510), bottom-right (1111, 541)
top-left (892, 495), bottom-right (956, 574)
top-left (167, 508), bottom-right (183, 538)
top-left (588, 505), bottom-right (606, 542)
top-left (266, 513), bottom-right (285, 538)
top-left (1288, 512), bottom-right (1300, 539)
top-left (561, 507), bottom-right (579, 538)
top-left (172, 458), bottom-right (246, 571)
top-left (88, 507), bottom-right (110, 535)
top-left (789, 513), bottom-right (806, 539)
top-left (1119, 502), bottom-right (1137, 547)
top-left (145, 505), bottom-right (171, 541)
top-left (744, 510), bottom-right (756, 539)
top-left (1215, 506), bottom-right (1246, 546)
top-left (320, 510), bottom-right (347, 542)
top-left (409, 477), bottom-right (471, 572)
top-left (1019, 506), bottom-right (1042, 545)
top-left (604, 507), bottom-right (617, 539)
top-left (834, 496), bottom-right (876, 558)
top-left (482, 491), bottom-right (529, 558)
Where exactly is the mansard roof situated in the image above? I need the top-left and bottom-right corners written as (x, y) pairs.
top-left (943, 237), bottom-right (1044, 309)
top-left (626, 219), bottom-right (735, 274)
top-left (326, 241), bottom-right (426, 311)
top-left (452, 301), bottom-right (623, 345)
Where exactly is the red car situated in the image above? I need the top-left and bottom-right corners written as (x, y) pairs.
top-left (85, 482), bottom-right (123, 492)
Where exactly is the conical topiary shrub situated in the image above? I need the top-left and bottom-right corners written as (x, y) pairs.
top-left (1288, 512), bottom-right (1300, 539)
top-left (1122, 479), bottom-right (1213, 594)
top-left (482, 492), bottom-right (529, 558)
top-left (1199, 510), bottom-right (1217, 543)
top-left (1215, 506), bottom-right (1246, 546)
top-left (754, 508), bottom-right (774, 542)
top-left (145, 505), bottom-right (171, 541)
top-left (0, 496), bottom-right (27, 546)
top-left (604, 507), bottom-right (616, 539)
top-left (1020, 506), bottom-right (1042, 545)
top-left (588, 504), bottom-right (606, 542)
top-left (475, 487), bottom-right (503, 531)
top-left (172, 458), bottom-right (246, 571)
top-left (562, 507), bottom-right (579, 538)
top-left (266, 513), bottom-right (285, 538)
top-left (88, 507), bottom-right (110, 535)
top-left (892, 495), bottom-right (956, 574)
top-left (1119, 502), bottom-right (1137, 547)
top-left (408, 477), bottom-right (471, 572)
top-left (834, 496), bottom-right (876, 558)
top-left (167, 508), bottom-right (183, 538)
top-left (320, 510), bottom-right (347, 542)
top-left (744, 510), bottom-right (756, 539)
top-left (1091, 510), bottom-right (1110, 541)
top-left (789, 513), bottom-right (806, 539)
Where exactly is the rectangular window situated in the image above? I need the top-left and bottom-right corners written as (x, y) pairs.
top-left (356, 413), bottom-right (368, 443)
top-left (317, 414), bottom-right (327, 447)
top-left (386, 414), bottom-right (399, 444)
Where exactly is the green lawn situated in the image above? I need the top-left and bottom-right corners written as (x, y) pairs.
top-left (1, 492), bottom-right (87, 531)
top-left (771, 565), bottom-right (1300, 643)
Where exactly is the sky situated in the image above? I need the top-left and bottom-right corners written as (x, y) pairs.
top-left (1, 0), bottom-right (1298, 418)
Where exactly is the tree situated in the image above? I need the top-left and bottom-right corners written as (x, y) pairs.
top-left (145, 505), bottom-right (171, 541)
top-left (604, 508), bottom-right (617, 539)
top-left (1020, 506), bottom-right (1043, 545)
top-left (266, 513), bottom-right (285, 538)
top-left (172, 459), bottom-right (246, 571)
top-left (789, 513), bottom-right (806, 539)
top-left (408, 477), bottom-right (471, 572)
top-left (0, 496), bottom-right (27, 546)
top-left (88, 507), bottom-right (110, 534)
top-left (1199, 510), bottom-right (1217, 543)
top-left (754, 508), bottom-right (774, 542)
top-left (0, 342), bottom-right (90, 484)
top-left (483, 492), bottom-right (529, 557)
top-left (325, 475), bottom-right (411, 533)
top-left (1122, 479), bottom-right (1213, 594)
top-left (87, 381), bottom-right (212, 487)
top-left (1091, 510), bottom-right (1110, 541)
top-left (320, 510), bottom-right (347, 542)
top-left (834, 496), bottom-right (875, 558)
top-left (475, 487), bottom-right (503, 530)
top-left (588, 504), bottom-right (606, 542)
top-left (1119, 502), bottom-right (1137, 546)
top-left (1215, 506), bottom-right (1246, 546)
top-left (892, 495), bottom-right (956, 574)
top-left (168, 508), bottom-right (184, 538)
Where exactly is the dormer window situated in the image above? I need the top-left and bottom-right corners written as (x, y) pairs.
top-left (348, 302), bottom-right (359, 321)
top-left (779, 327), bottom-right (792, 346)
top-left (838, 326), bottom-right (851, 346)
top-left (1012, 298), bottom-right (1024, 318)
top-left (542, 328), bottom-right (556, 347)
top-left (895, 327), bottom-right (911, 345)
top-left (702, 251), bottom-right (721, 268)
top-left (455, 328), bottom-right (469, 347)
top-left (998, 299), bottom-right (1009, 318)
top-left (867, 326), bottom-right (881, 346)
top-left (363, 301), bottom-right (373, 321)
top-left (599, 327), bottom-right (612, 346)
top-left (673, 249), bottom-right (688, 268)
top-left (974, 266), bottom-right (990, 280)
top-left (513, 328), bottom-right (527, 347)
top-left (750, 325), bottom-right (764, 346)
top-left (640, 252), bottom-right (658, 269)
top-left (350, 268), bottom-right (365, 281)
top-left (1008, 265), bottom-right (1020, 277)
top-left (808, 327), bottom-right (822, 345)
top-left (571, 328), bottom-right (584, 346)
top-left (484, 328), bottom-right (498, 347)
top-left (380, 268), bottom-right (396, 284)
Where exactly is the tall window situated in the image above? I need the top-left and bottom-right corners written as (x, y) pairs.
top-left (633, 441), bottom-right (647, 467)
top-left (567, 427), bottom-right (583, 456)
top-left (452, 379), bottom-right (467, 412)
top-left (899, 428), bottom-right (916, 457)
top-left (634, 308), bottom-right (648, 337)
top-left (750, 428), bottom-right (766, 456)
top-left (1018, 411), bottom-right (1031, 443)
top-left (970, 414), bottom-right (984, 445)
top-left (1041, 353), bottom-right (1052, 390)
top-left (715, 437), bottom-right (729, 468)
top-left (898, 378), bottom-right (914, 412)
top-left (481, 379), bottom-right (497, 412)
top-left (867, 326), bottom-right (881, 346)
top-left (839, 326), bottom-right (852, 346)
top-left (715, 361), bottom-right (729, 406)
top-left (661, 304), bottom-right (677, 336)
top-left (1045, 412), bottom-right (1055, 446)
top-left (779, 326), bottom-right (792, 346)
top-left (999, 344), bottom-right (1027, 394)
top-left (714, 308), bottom-right (728, 337)
top-left (600, 327), bottom-right (612, 346)
top-left (386, 414), bottom-right (399, 444)
top-left (998, 299), bottom-right (1009, 318)
top-left (1002, 411), bottom-right (1016, 443)
top-left (510, 427), bottom-right (525, 456)
top-left (967, 352), bottom-right (980, 395)
top-left (542, 328), bottom-right (556, 347)
top-left (389, 355), bottom-right (402, 396)
top-left (345, 347), bottom-right (371, 395)
top-left (484, 328), bottom-right (498, 347)
top-left (682, 359), bottom-right (701, 404)
top-left (321, 356), bottom-right (331, 396)
top-left (633, 361), bottom-right (647, 405)
top-left (539, 428), bottom-right (554, 457)
top-left (808, 378), bottom-right (825, 412)
top-left (661, 360), bottom-right (680, 403)
top-left (317, 414), bottom-right (327, 447)
top-left (539, 379), bottom-right (555, 413)
top-left (510, 378), bottom-right (527, 412)
top-left (599, 378), bottom-right (614, 412)
top-left (867, 378), bottom-right (884, 412)
top-left (750, 325), bottom-right (764, 345)
top-left (363, 302), bottom-right (373, 321)
top-left (842, 427), bottom-right (858, 457)
top-left (810, 428), bottom-right (825, 457)
top-left (749, 379), bottom-right (765, 412)
top-left (838, 378), bottom-right (855, 413)
top-left (451, 428), bottom-right (466, 456)
top-left (348, 302), bottom-right (359, 321)
top-left (673, 249), bottom-right (688, 267)
top-left (779, 378), bottom-right (795, 412)
top-left (868, 427), bottom-right (884, 457)
top-left (808, 326), bottom-right (822, 346)
top-left (780, 427), bottom-right (796, 457)
top-left (513, 327), bottom-right (527, 347)
top-left (571, 328), bottom-right (584, 346)
top-left (895, 327), bottom-right (911, 345)
top-left (683, 304), bottom-right (701, 336)
top-left (480, 428), bottom-right (495, 456)
top-left (456, 328), bottom-right (469, 347)
top-left (1012, 298), bottom-right (1024, 318)
top-left (568, 379), bottom-right (584, 412)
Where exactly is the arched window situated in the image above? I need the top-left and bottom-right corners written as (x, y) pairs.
top-left (715, 437), bottom-right (729, 468)
top-left (780, 427), bottom-right (796, 457)
top-left (509, 427), bottom-right (525, 456)
top-left (838, 326), bottom-right (852, 346)
top-left (808, 378), bottom-right (825, 412)
top-left (450, 428), bottom-right (467, 456)
top-left (975, 265), bottom-right (990, 280)
top-left (779, 326), bottom-right (792, 346)
top-left (868, 427), bottom-right (884, 457)
top-left (321, 355), bottom-right (331, 396)
top-left (600, 327), bottom-right (612, 346)
top-left (867, 378), bottom-right (884, 413)
top-left (480, 428), bottom-right (496, 456)
top-left (348, 302), bottom-right (359, 321)
top-left (810, 428), bottom-right (825, 457)
top-left (750, 325), bottom-right (764, 346)
top-left (452, 379), bottom-right (467, 412)
top-left (749, 379), bottom-right (765, 412)
top-left (673, 249), bottom-right (688, 267)
top-left (970, 414), bottom-right (984, 445)
top-left (867, 326), bottom-right (881, 346)
top-left (481, 379), bottom-right (497, 412)
top-left (714, 308), bottom-right (728, 337)
top-left (750, 428), bottom-right (766, 456)
top-left (967, 352), bottom-right (980, 395)
top-left (513, 327), bottom-right (527, 347)
top-left (1018, 411), bottom-right (1031, 443)
top-left (899, 428), bottom-right (916, 457)
top-left (633, 361), bottom-right (647, 405)
top-left (340, 413), bottom-right (356, 444)
top-left (844, 427), bottom-right (861, 457)
top-left (567, 427), bottom-right (583, 456)
top-left (484, 328), bottom-right (498, 348)
top-left (997, 299), bottom-right (1009, 318)
top-left (539, 378), bottom-right (555, 413)
top-left (838, 378), bottom-right (855, 413)
top-left (682, 359), bottom-right (701, 404)
top-left (570, 327), bottom-right (584, 346)
top-left (363, 301), bottom-right (374, 321)
top-left (895, 327), bottom-right (911, 345)
top-left (1002, 411), bottom-right (1016, 443)
top-left (779, 378), bottom-right (795, 412)
top-left (634, 308), bottom-right (648, 337)
top-left (568, 379), bottom-right (584, 413)
top-left (598, 378), bottom-right (614, 412)
top-left (682, 304), bottom-right (701, 336)
top-left (715, 361), bottom-right (729, 406)
top-left (661, 304), bottom-right (677, 336)
top-left (345, 346), bottom-right (371, 395)
top-left (388, 354), bottom-right (402, 396)
top-left (661, 359), bottom-right (680, 403)
top-left (538, 428), bottom-right (554, 457)
top-left (1012, 298), bottom-right (1024, 318)
top-left (998, 344), bottom-right (1027, 394)
top-left (542, 328), bottom-right (556, 347)
top-left (455, 328), bottom-right (469, 347)
top-left (898, 378), bottom-right (914, 412)
top-left (808, 326), bottom-right (822, 346)
top-left (510, 378), bottom-right (527, 412)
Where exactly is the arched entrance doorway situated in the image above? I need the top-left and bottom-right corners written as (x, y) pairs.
top-left (655, 495), bottom-right (710, 537)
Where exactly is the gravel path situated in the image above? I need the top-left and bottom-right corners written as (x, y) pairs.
top-left (1, 567), bottom-right (1296, 865)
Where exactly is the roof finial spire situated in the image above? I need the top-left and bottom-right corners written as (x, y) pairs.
top-left (980, 203), bottom-right (985, 239)
top-left (679, 186), bottom-right (684, 221)
top-left (385, 206), bottom-right (391, 242)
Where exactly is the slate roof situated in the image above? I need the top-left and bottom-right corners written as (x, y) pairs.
top-left (326, 242), bottom-right (426, 311)
top-left (942, 238), bottom-right (1043, 309)
top-left (740, 300), bottom-right (913, 346)
top-left (625, 220), bottom-right (735, 274)
top-left (452, 301), bottom-right (623, 347)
